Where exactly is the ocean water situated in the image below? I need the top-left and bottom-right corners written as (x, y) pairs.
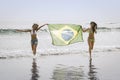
top-left (0, 28), bottom-right (120, 80)
top-left (0, 28), bottom-right (120, 58)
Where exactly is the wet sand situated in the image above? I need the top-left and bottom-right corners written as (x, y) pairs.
top-left (0, 51), bottom-right (120, 80)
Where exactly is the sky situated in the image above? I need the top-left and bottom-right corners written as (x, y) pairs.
top-left (0, 0), bottom-right (120, 28)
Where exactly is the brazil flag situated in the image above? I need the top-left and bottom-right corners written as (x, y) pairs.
top-left (48, 24), bottom-right (83, 46)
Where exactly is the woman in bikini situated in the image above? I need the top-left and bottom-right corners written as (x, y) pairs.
top-left (16, 24), bottom-right (47, 55)
top-left (82, 22), bottom-right (97, 59)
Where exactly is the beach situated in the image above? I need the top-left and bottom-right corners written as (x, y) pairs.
top-left (0, 51), bottom-right (120, 80)
top-left (0, 0), bottom-right (120, 79)
top-left (0, 28), bottom-right (120, 80)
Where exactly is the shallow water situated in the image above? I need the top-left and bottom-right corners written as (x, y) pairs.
top-left (0, 30), bottom-right (120, 58)
top-left (0, 29), bottom-right (120, 80)
top-left (0, 52), bottom-right (120, 80)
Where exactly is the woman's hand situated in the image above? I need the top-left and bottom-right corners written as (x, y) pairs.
top-left (45, 23), bottom-right (49, 25)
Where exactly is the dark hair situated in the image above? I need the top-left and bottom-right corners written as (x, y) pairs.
top-left (90, 21), bottom-right (97, 33)
top-left (32, 24), bottom-right (39, 30)
top-left (32, 24), bottom-right (38, 27)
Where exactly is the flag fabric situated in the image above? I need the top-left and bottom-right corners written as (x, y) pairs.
top-left (48, 24), bottom-right (83, 46)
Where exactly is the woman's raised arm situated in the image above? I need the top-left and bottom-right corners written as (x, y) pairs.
top-left (82, 28), bottom-right (89, 32)
top-left (37, 24), bottom-right (48, 31)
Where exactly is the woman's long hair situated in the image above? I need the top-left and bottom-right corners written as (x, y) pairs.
top-left (90, 22), bottom-right (97, 33)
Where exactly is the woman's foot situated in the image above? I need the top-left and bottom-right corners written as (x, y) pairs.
top-left (33, 54), bottom-right (37, 59)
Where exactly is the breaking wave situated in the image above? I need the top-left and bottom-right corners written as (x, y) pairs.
top-left (0, 27), bottom-right (120, 34)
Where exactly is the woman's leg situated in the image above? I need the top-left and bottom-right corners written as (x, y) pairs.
top-left (31, 44), bottom-right (37, 55)
top-left (88, 39), bottom-right (92, 59)
top-left (31, 45), bottom-right (34, 51)
top-left (32, 45), bottom-right (37, 55)
top-left (91, 41), bottom-right (94, 50)
top-left (31, 39), bottom-right (38, 55)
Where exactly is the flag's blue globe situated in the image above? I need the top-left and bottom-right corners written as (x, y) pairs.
top-left (61, 29), bottom-right (74, 41)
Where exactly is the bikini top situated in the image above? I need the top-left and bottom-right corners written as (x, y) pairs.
top-left (88, 29), bottom-right (93, 34)
top-left (31, 30), bottom-right (37, 35)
